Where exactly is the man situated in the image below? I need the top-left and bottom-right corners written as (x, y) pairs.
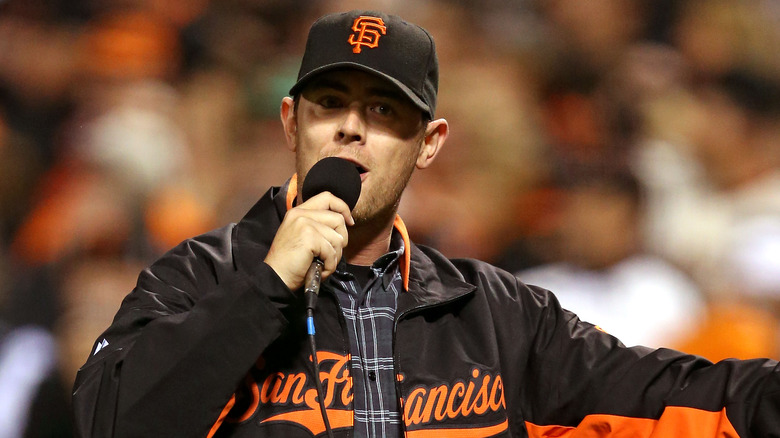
top-left (72, 10), bottom-right (780, 438)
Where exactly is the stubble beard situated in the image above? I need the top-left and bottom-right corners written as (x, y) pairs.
top-left (351, 154), bottom-right (416, 227)
top-left (294, 133), bottom-right (423, 228)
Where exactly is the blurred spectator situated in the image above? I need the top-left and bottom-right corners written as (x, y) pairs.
top-left (0, 324), bottom-right (61, 437)
top-left (0, 108), bottom-right (46, 242)
top-left (0, 253), bottom-right (74, 438)
top-left (0, 1), bottom-right (80, 166)
top-left (517, 168), bottom-right (706, 348)
top-left (640, 69), bottom-right (780, 303)
top-left (537, 0), bottom-right (651, 74)
top-left (494, 47), bottom-right (643, 273)
top-left (633, 67), bottom-right (780, 360)
top-left (673, 0), bottom-right (780, 80)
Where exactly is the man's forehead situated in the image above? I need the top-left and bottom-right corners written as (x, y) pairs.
top-left (303, 69), bottom-right (411, 102)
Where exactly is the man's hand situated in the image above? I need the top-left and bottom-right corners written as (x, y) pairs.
top-left (264, 192), bottom-right (354, 290)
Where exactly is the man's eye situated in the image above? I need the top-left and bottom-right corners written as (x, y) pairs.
top-left (370, 103), bottom-right (393, 116)
top-left (319, 96), bottom-right (342, 108)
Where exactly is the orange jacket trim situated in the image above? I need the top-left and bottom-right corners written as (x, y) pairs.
top-left (406, 419), bottom-right (508, 437)
top-left (206, 394), bottom-right (236, 438)
top-left (525, 406), bottom-right (739, 437)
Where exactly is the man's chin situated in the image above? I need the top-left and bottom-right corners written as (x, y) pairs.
top-left (351, 202), bottom-right (398, 228)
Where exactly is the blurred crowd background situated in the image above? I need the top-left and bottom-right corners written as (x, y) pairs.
top-left (1, 0), bottom-right (779, 435)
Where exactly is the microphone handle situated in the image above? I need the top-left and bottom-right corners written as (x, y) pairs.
top-left (304, 258), bottom-right (324, 310)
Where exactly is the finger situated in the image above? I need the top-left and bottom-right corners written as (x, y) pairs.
top-left (307, 219), bottom-right (347, 262)
top-left (298, 192), bottom-right (355, 226)
top-left (286, 207), bottom-right (347, 231)
top-left (284, 206), bottom-right (350, 249)
top-left (300, 225), bottom-right (341, 276)
top-left (316, 240), bottom-right (340, 276)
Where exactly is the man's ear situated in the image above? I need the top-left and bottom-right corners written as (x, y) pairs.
top-left (280, 96), bottom-right (297, 152)
top-left (416, 118), bottom-right (449, 169)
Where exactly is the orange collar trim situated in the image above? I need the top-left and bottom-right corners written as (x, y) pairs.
top-left (285, 174), bottom-right (410, 291)
top-left (286, 173), bottom-right (298, 211)
top-left (393, 215), bottom-right (411, 292)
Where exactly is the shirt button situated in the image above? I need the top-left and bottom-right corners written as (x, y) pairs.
top-left (368, 371), bottom-right (377, 381)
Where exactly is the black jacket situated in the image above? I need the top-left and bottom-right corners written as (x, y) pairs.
top-left (72, 183), bottom-right (780, 437)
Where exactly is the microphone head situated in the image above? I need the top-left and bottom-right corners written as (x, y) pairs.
top-left (301, 157), bottom-right (362, 211)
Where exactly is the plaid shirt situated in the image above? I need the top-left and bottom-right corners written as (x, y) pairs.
top-left (326, 232), bottom-right (404, 438)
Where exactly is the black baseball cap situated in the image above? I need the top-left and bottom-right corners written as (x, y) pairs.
top-left (289, 10), bottom-right (438, 119)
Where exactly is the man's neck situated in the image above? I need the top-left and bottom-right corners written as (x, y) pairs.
top-left (344, 212), bottom-right (396, 266)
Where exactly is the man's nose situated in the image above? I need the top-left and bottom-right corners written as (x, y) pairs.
top-left (338, 105), bottom-right (366, 143)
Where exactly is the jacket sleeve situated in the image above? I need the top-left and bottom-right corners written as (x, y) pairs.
top-left (517, 281), bottom-right (780, 437)
top-left (71, 225), bottom-right (301, 438)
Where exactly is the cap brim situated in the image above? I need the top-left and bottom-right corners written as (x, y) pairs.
top-left (289, 62), bottom-right (432, 118)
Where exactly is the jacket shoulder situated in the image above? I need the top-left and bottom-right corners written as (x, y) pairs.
top-left (129, 224), bottom-right (238, 311)
top-left (413, 244), bottom-right (552, 305)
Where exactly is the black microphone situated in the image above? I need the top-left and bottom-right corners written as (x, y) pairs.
top-left (301, 157), bottom-right (362, 209)
top-left (300, 157), bottom-right (362, 307)
top-left (299, 157), bottom-right (361, 438)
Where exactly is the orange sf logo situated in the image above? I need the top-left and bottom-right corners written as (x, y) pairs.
top-left (257, 351), bottom-right (354, 435)
top-left (348, 16), bottom-right (386, 53)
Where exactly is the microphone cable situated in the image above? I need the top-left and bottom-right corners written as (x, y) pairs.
top-left (299, 156), bottom-right (361, 438)
top-left (304, 258), bottom-right (335, 438)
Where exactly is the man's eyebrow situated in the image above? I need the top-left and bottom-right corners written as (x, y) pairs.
top-left (308, 77), bottom-right (406, 103)
top-left (309, 77), bottom-right (350, 93)
top-left (366, 86), bottom-right (407, 103)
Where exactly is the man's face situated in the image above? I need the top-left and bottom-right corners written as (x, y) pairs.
top-left (290, 69), bottom-right (427, 224)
